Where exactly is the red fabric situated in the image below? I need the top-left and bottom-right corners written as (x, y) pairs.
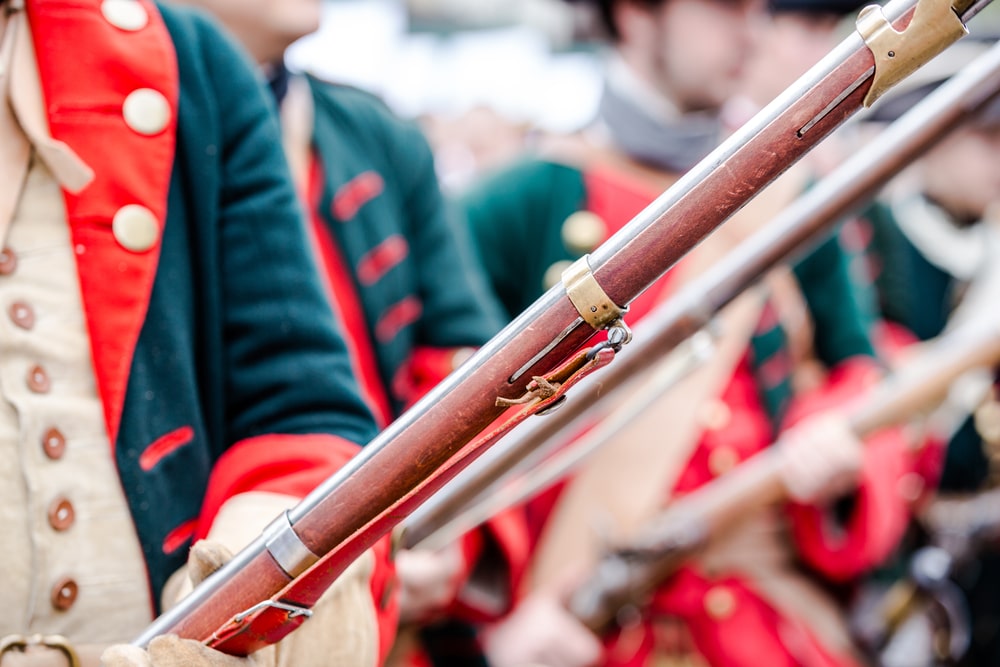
top-left (583, 166), bottom-right (669, 322)
top-left (602, 567), bottom-right (862, 667)
top-left (393, 345), bottom-right (470, 411)
top-left (449, 507), bottom-right (532, 623)
top-left (782, 356), bottom-right (915, 580)
top-left (27, 0), bottom-right (178, 447)
top-left (371, 528), bottom-right (400, 665)
top-left (306, 157), bottom-right (395, 428)
top-left (672, 355), bottom-right (775, 497)
top-left (195, 433), bottom-right (362, 539)
top-left (197, 432), bottom-right (400, 657)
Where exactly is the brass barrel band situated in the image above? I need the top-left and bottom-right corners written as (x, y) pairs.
top-left (561, 255), bottom-right (626, 330)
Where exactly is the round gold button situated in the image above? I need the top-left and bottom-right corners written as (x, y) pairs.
top-left (101, 0), bottom-right (149, 31)
top-left (8, 301), bottom-right (35, 330)
top-left (122, 88), bottom-right (171, 136)
top-left (704, 586), bottom-right (736, 620)
top-left (42, 428), bottom-right (67, 460)
top-left (0, 247), bottom-right (17, 275)
top-left (708, 446), bottom-right (739, 476)
top-left (561, 211), bottom-right (606, 255)
top-left (51, 577), bottom-right (79, 611)
top-left (48, 497), bottom-right (75, 531)
top-left (697, 399), bottom-right (732, 432)
top-left (542, 259), bottom-right (574, 291)
top-left (27, 365), bottom-right (50, 393)
top-left (112, 204), bottom-right (160, 252)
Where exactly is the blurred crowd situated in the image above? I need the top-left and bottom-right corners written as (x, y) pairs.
top-left (2, 1), bottom-right (1000, 667)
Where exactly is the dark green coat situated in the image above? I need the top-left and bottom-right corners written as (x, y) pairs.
top-left (308, 78), bottom-right (505, 417)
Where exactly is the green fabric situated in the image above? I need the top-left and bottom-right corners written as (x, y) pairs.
top-left (459, 159), bottom-right (588, 320)
top-left (862, 200), bottom-right (985, 491)
top-left (113, 5), bottom-right (377, 603)
top-left (309, 79), bottom-right (505, 414)
top-left (865, 200), bottom-right (955, 340)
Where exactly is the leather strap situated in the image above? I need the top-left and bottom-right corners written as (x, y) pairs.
top-left (205, 343), bottom-right (619, 654)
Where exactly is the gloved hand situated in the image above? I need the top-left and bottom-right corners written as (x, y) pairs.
top-left (101, 541), bottom-right (276, 667)
top-left (482, 593), bottom-right (603, 667)
top-left (777, 412), bottom-right (864, 504)
top-left (102, 492), bottom-right (379, 667)
top-left (395, 542), bottom-right (465, 624)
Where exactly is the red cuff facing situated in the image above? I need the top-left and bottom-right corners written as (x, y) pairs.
top-left (781, 356), bottom-right (914, 580)
top-left (196, 433), bottom-right (362, 540)
top-left (394, 346), bottom-right (475, 411)
top-left (449, 506), bottom-right (531, 622)
top-left (787, 427), bottom-right (913, 580)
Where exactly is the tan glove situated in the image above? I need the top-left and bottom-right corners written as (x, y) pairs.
top-left (482, 593), bottom-right (603, 667)
top-left (777, 412), bottom-right (864, 504)
top-left (394, 542), bottom-right (465, 624)
top-left (102, 492), bottom-right (380, 667)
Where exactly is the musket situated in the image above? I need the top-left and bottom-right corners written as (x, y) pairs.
top-left (566, 302), bottom-right (1000, 633)
top-left (849, 477), bottom-right (1000, 663)
top-left (402, 35), bottom-right (1000, 553)
top-left (134, 0), bottom-right (985, 652)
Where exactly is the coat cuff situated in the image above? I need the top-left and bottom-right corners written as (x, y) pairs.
top-left (197, 432), bottom-right (362, 539)
top-left (195, 432), bottom-right (401, 659)
top-left (781, 356), bottom-right (914, 580)
top-left (448, 507), bottom-right (531, 623)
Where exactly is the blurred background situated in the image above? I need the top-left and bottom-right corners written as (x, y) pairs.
top-left (286, 0), bottom-right (605, 190)
top-left (286, 0), bottom-right (1000, 192)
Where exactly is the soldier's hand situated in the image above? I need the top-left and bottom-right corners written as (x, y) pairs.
top-left (777, 412), bottom-right (863, 504)
top-left (101, 634), bottom-right (270, 667)
top-left (483, 593), bottom-right (603, 667)
top-left (395, 542), bottom-right (465, 623)
top-left (103, 492), bottom-right (381, 667)
top-left (101, 541), bottom-right (275, 667)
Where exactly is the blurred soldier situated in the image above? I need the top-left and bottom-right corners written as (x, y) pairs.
top-left (455, 0), bottom-right (918, 665)
top-left (856, 39), bottom-right (1000, 666)
top-left (165, 1), bottom-right (531, 665)
top-left (0, 0), bottom-right (391, 666)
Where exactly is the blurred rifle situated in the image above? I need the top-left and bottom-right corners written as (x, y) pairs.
top-left (134, 0), bottom-right (984, 653)
top-left (403, 35), bottom-right (1000, 553)
top-left (849, 468), bottom-right (1000, 664)
top-left (566, 303), bottom-right (1000, 633)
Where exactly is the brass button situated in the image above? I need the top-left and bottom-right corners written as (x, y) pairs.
top-left (50, 577), bottom-right (78, 611)
top-left (48, 497), bottom-right (75, 531)
top-left (0, 247), bottom-right (17, 275)
top-left (708, 446), bottom-right (739, 476)
top-left (112, 205), bottom-right (159, 252)
top-left (561, 211), bottom-right (606, 255)
top-left (8, 301), bottom-right (35, 330)
top-left (704, 586), bottom-right (736, 620)
top-left (542, 259), bottom-right (574, 291)
top-left (101, 0), bottom-right (149, 31)
top-left (122, 88), bottom-right (171, 136)
top-left (697, 399), bottom-right (732, 431)
top-left (27, 365), bottom-right (50, 393)
top-left (42, 428), bottom-right (67, 460)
